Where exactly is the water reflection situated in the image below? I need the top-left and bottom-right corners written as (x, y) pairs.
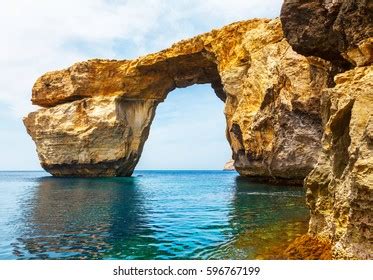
top-left (5, 172), bottom-right (309, 260)
top-left (220, 177), bottom-right (309, 259)
top-left (12, 176), bottom-right (159, 259)
top-left (232, 177), bottom-right (309, 230)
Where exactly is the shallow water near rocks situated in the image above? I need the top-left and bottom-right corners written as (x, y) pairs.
top-left (0, 170), bottom-right (309, 259)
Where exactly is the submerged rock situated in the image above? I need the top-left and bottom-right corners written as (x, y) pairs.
top-left (24, 18), bottom-right (332, 181)
top-left (284, 234), bottom-right (332, 260)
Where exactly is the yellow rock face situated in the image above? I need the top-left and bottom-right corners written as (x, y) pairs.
top-left (225, 21), bottom-right (332, 183)
top-left (279, 0), bottom-right (372, 260)
top-left (305, 65), bottom-right (373, 259)
top-left (24, 97), bottom-right (157, 176)
top-left (24, 15), bottom-right (372, 260)
top-left (342, 38), bottom-right (373, 67)
top-left (24, 18), bottom-right (332, 179)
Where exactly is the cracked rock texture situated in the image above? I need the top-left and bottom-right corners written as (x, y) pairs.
top-left (281, 0), bottom-right (373, 65)
top-left (305, 66), bottom-right (373, 259)
top-left (24, 97), bottom-right (157, 176)
top-left (281, 0), bottom-right (373, 259)
top-left (24, 18), bottom-right (332, 179)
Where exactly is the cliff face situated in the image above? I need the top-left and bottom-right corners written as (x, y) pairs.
top-left (24, 97), bottom-right (157, 176)
top-left (281, 0), bottom-right (373, 65)
top-left (226, 25), bottom-right (331, 183)
top-left (306, 66), bottom-right (373, 259)
top-left (22, 2), bottom-right (372, 260)
top-left (24, 18), bottom-right (332, 180)
top-left (281, 0), bottom-right (373, 259)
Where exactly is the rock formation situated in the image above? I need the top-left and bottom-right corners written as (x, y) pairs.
top-left (306, 66), bottom-right (373, 259)
top-left (223, 159), bottom-right (235, 171)
top-left (281, 0), bottom-right (373, 259)
top-left (281, 0), bottom-right (373, 65)
top-left (23, 1), bottom-right (372, 260)
top-left (24, 18), bottom-right (332, 181)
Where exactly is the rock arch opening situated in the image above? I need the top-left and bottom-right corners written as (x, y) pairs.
top-left (113, 51), bottom-right (228, 175)
top-left (137, 84), bottom-right (231, 170)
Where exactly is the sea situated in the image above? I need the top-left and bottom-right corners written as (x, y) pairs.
top-left (0, 170), bottom-right (309, 260)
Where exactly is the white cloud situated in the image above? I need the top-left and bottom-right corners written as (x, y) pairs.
top-left (0, 0), bottom-right (167, 116)
top-left (0, 0), bottom-right (282, 117)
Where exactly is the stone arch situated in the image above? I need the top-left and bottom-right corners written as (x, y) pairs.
top-left (24, 18), bottom-right (332, 182)
top-left (26, 48), bottom-right (228, 176)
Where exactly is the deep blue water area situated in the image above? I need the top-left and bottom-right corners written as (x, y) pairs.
top-left (0, 170), bottom-right (309, 259)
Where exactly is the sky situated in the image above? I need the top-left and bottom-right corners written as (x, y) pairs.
top-left (0, 0), bottom-right (283, 170)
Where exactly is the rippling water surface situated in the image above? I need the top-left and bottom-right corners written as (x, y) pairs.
top-left (0, 171), bottom-right (309, 259)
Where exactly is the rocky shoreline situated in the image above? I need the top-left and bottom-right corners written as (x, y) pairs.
top-left (24, 0), bottom-right (372, 259)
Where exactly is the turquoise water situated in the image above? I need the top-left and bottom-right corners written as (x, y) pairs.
top-left (0, 171), bottom-right (309, 260)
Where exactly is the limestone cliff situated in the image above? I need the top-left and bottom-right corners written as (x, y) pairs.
top-left (281, 0), bottom-right (373, 65)
top-left (306, 66), bottom-right (373, 259)
top-left (24, 97), bottom-right (157, 176)
top-left (23, 2), bottom-right (372, 259)
top-left (281, 0), bottom-right (373, 259)
top-left (24, 18), bottom-right (332, 180)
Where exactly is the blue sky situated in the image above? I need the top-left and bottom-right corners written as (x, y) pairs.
top-left (0, 0), bottom-right (282, 170)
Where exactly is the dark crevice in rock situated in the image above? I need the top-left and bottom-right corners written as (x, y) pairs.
top-left (330, 101), bottom-right (354, 178)
top-left (260, 87), bottom-right (275, 110)
top-left (230, 123), bottom-right (244, 147)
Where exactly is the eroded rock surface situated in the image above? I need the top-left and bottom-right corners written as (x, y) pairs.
top-left (24, 18), bottom-right (332, 179)
top-left (281, 0), bottom-right (373, 65)
top-left (226, 26), bottom-right (332, 184)
top-left (305, 66), bottom-right (373, 259)
top-left (281, 0), bottom-right (373, 259)
top-left (24, 97), bottom-right (157, 176)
